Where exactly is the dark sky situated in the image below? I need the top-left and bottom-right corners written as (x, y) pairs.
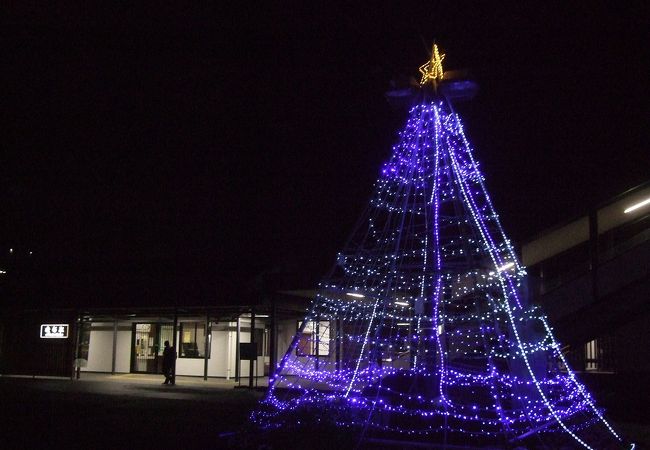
top-left (2, 3), bottom-right (649, 303)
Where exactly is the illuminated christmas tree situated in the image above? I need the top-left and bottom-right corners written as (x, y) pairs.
top-left (254, 45), bottom-right (630, 449)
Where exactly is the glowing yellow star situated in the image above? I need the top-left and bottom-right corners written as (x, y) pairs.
top-left (419, 44), bottom-right (445, 86)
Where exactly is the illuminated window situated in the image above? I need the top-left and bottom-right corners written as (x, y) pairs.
top-left (585, 339), bottom-right (598, 371)
top-left (296, 320), bottom-right (331, 357)
top-left (179, 322), bottom-right (210, 358)
top-left (584, 337), bottom-right (615, 372)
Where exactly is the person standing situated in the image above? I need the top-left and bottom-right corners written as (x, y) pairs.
top-left (162, 340), bottom-right (176, 385)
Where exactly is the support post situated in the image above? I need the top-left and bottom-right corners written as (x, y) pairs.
top-left (269, 296), bottom-right (277, 379)
top-left (226, 326), bottom-right (232, 380)
top-left (335, 317), bottom-right (341, 372)
top-left (72, 312), bottom-right (82, 380)
top-left (315, 317), bottom-right (320, 371)
top-left (111, 318), bottom-right (118, 375)
top-left (172, 310), bottom-right (178, 385)
top-left (203, 312), bottom-right (210, 381)
top-left (235, 316), bottom-right (241, 383)
top-left (249, 309), bottom-right (255, 388)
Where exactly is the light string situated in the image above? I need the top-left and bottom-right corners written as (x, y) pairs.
top-left (254, 101), bottom-right (626, 449)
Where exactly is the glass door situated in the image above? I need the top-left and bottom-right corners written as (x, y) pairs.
top-left (157, 324), bottom-right (174, 372)
top-left (131, 323), bottom-right (175, 373)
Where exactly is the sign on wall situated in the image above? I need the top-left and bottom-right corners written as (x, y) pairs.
top-left (239, 342), bottom-right (257, 360)
top-left (40, 324), bottom-right (69, 339)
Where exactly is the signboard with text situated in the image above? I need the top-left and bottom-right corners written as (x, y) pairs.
top-left (40, 324), bottom-right (69, 339)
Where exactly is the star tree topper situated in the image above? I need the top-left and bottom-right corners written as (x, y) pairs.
top-left (419, 43), bottom-right (445, 86)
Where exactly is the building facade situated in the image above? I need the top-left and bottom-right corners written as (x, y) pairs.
top-left (522, 181), bottom-right (650, 375)
top-left (0, 301), bottom-right (309, 382)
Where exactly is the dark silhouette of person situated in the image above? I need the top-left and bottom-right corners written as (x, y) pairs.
top-left (162, 340), bottom-right (176, 385)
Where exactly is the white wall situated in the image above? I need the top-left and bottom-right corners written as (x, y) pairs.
top-left (82, 322), bottom-right (131, 373)
top-left (173, 326), bottom-right (263, 377)
top-left (175, 357), bottom-right (205, 376)
top-left (208, 330), bottom-right (234, 378)
top-left (84, 323), bottom-right (113, 372)
top-left (115, 329), bottom-right (131, 373)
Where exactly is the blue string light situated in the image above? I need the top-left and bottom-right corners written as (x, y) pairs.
top-left (253, 100), bottom-right (628, 448)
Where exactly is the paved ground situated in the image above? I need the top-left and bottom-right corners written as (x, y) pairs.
top-left (1, 373), bottom-right (648, 449)
top-left (0, 374), bottom-right (264, 449)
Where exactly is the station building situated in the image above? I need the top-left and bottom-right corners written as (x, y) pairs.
top-left (0, 301), bottom-right (315, 382)
top-left (0, 260), bottom-right (313, 382)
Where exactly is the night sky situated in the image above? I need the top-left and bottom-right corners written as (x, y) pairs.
top-left (2, 3), bottom-right (649, 305)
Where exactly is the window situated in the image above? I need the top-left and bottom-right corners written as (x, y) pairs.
top-left (585, 339), bottom-right (598, 371)
top-left (584, 337), bottom-right (614, 372)
top-left (179, 322), bottom-right (210, 358)
top-left (563, 336), bottom-right (615, 373)
top-left (296, 320), bottom-right (331, 356)
top-left (158, 324), bottom-right (174, 356)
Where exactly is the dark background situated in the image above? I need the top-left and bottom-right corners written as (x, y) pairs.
top-left (2, 2), bottom-right (649, 306)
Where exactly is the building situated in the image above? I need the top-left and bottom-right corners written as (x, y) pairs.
top-left (0, 258), bottom-right (312, 383)
top-left (522, 181), bottom-right (650, 375)
top-left (0, 302), bottom-right (314, 383)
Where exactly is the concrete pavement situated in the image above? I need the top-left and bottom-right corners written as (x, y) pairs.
top-left (0, 373), bottom-right (265, 449)
top-left (0, 372), bottom-right (268, 401)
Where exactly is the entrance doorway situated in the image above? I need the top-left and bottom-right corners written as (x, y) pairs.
top-left (131, 323), bottom-right (174, 373)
